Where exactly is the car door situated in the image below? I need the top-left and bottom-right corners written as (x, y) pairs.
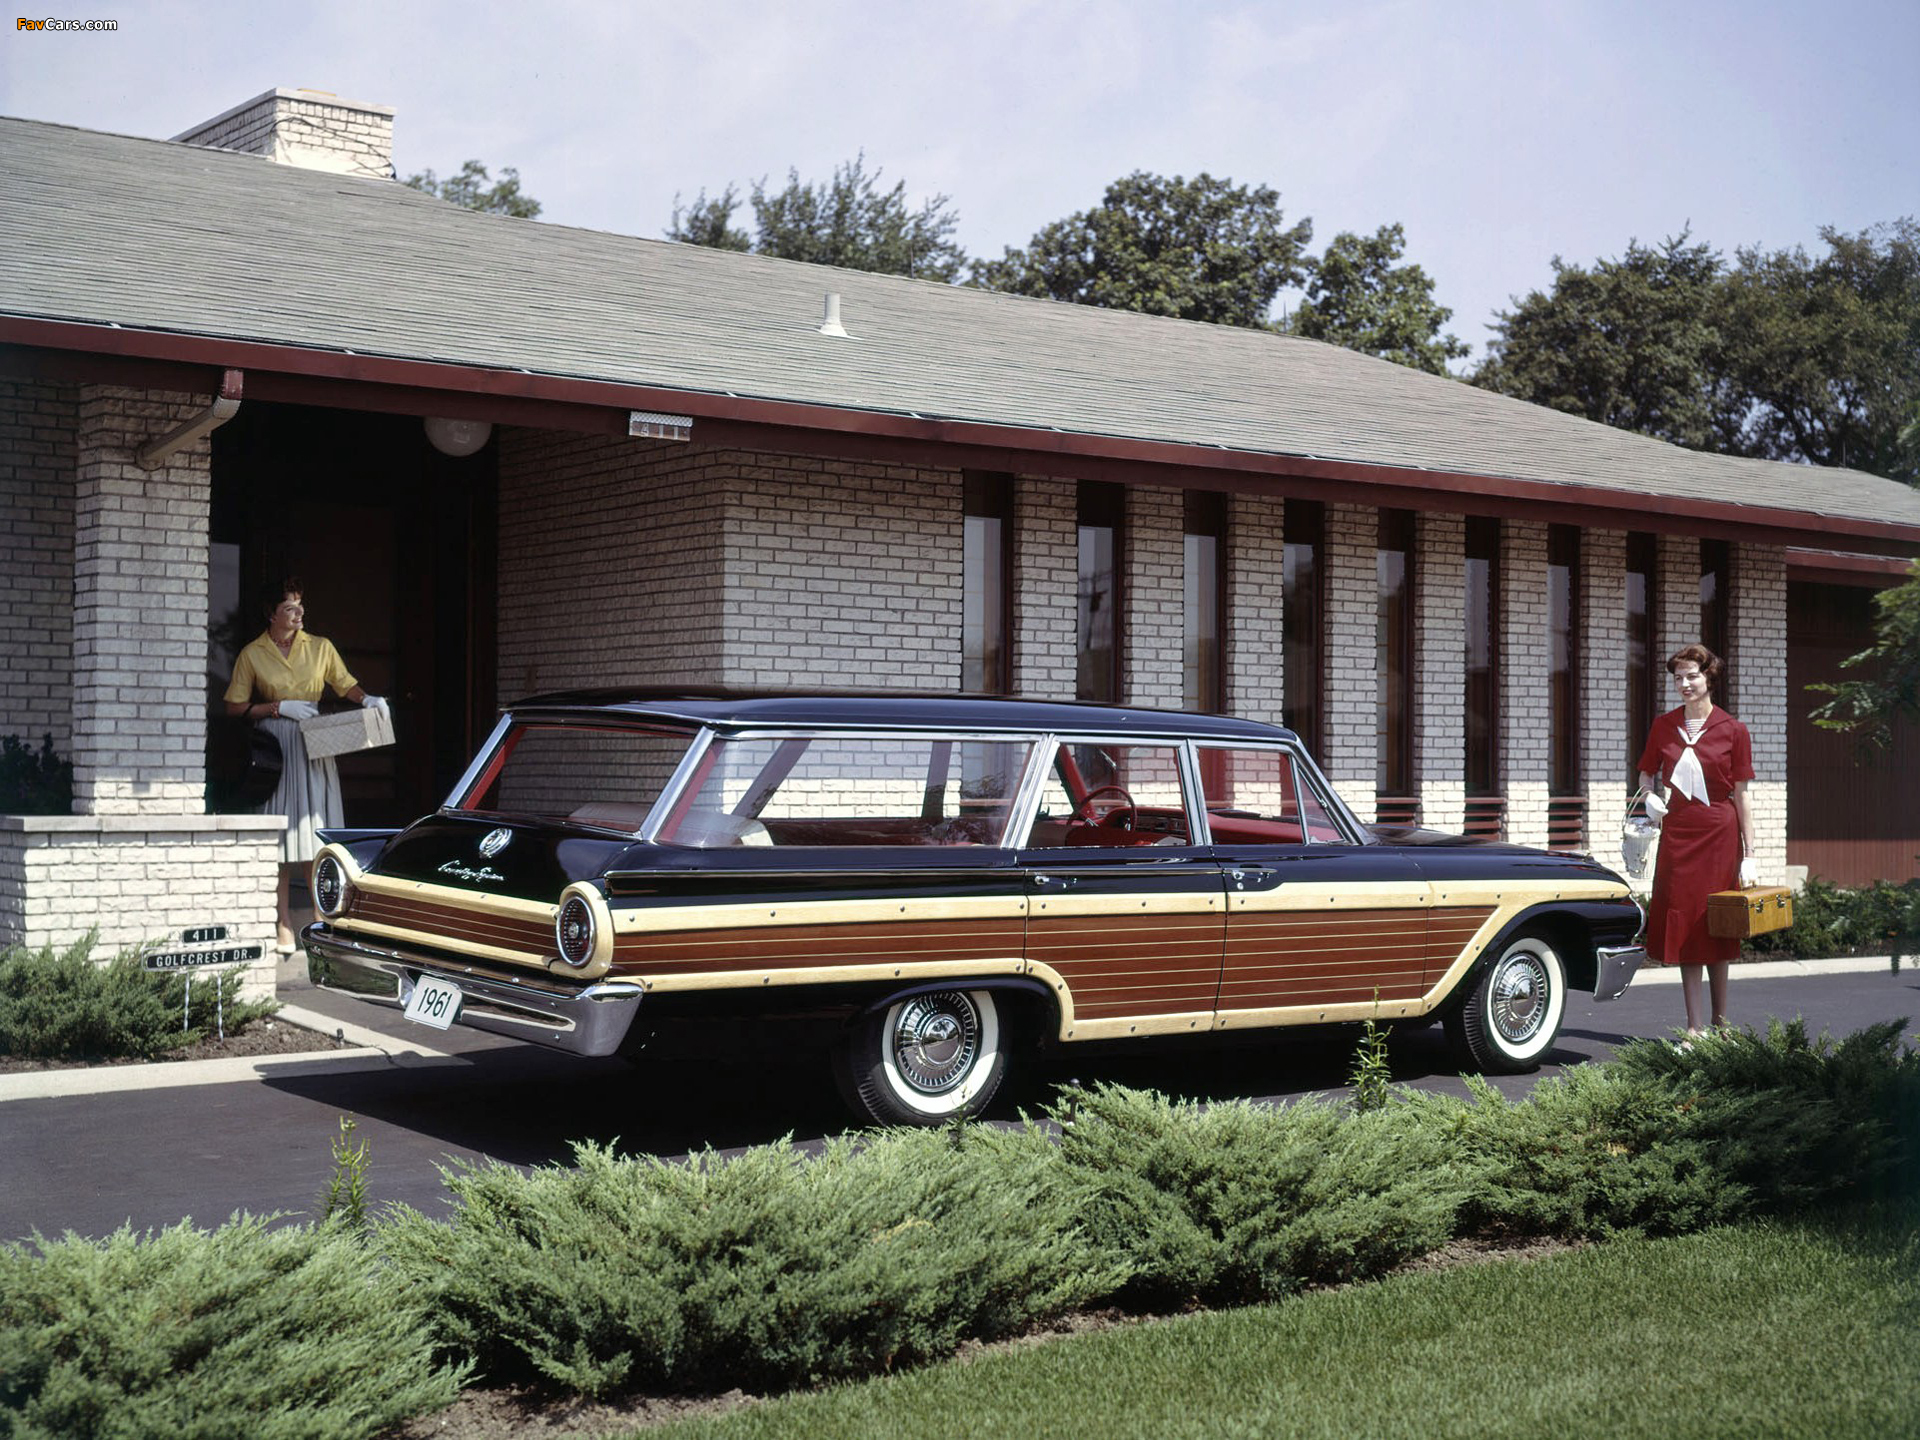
top-left (1015, 737), bottom-right (1226, 1041)
top-left (1195, 743), bottom-right (1435, 1029)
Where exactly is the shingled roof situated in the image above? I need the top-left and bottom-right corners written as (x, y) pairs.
top-left (3, 113), bottom-right (1918, 547)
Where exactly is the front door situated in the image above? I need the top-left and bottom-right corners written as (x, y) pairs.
top-left (1196, 744), bottom-right (1433, 1029)
top-left (1018, 739), bottom-right (1225, 1041)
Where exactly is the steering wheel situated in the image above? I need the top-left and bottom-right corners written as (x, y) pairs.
top-left (1075, 783), bottom-right (1137, 830)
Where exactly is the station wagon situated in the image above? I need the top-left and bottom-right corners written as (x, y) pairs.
top-left (304, 693), bottom-right (1646, 1124)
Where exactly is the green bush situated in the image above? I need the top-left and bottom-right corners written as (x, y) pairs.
top-left (1447, 1019), bottom-right (1920, 1238)
top-left (1745, 877), bottom-right (1920, 962)
top-left (1052, 1085), bottom-right (1488, 1308)
top-left (0, 934), bottom-right (278, 1060)
top-left (378, 1125), bottom-right (1119, 1397)
top-left (0, 1215), bottom-right (464, 1440)
top-left (0, 736), bottom-right (72, 816)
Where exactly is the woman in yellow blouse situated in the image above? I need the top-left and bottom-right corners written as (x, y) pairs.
top-left (224, 578), bottom-right (387, 952)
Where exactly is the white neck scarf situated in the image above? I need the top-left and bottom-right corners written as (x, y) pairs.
top-left (1672, 713), bottom-right (1711, 805)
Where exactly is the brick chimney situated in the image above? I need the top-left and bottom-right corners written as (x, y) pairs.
top-left (173, 88), bottom-right (395, 178)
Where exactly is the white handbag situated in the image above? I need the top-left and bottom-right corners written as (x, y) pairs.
top-left (1619, 785), bottom-right (1660, 886)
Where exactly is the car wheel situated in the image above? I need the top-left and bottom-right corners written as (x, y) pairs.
top-left (1444, 932), bottom-right (1566, 1074)
top-left (836, 988), bottom-right (1007, 1126)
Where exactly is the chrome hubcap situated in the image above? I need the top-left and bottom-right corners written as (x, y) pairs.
top-left (891, 992), bottom-right (980, 1095)
top-left (1490, 952), bottom-right (1548, 1043)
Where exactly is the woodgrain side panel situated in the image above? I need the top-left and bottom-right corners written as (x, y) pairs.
top-left (1217, 908), bottom-right (1427, 1008)
top-left (1027, 910), bottom-right (1225, 1019)
top-left (612, 915), bottom-right (1026, 980)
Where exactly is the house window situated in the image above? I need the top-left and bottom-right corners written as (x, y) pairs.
top-left (1626, 531), bottom-right (1657, 780)
top-left (1282, 500), bottom-right (1323, 752)
top-left (1701, 537), bottom-right (1730, 692)
top-left (1076, 482), bottom-right (1124, 703)
top-left (1548, 526), bottom-right (1584, 847)
top-left (1376, 509), bottom-right (1415, 812)
top-left (961, 472), bottom-right (1013, 694)
top-left (1465, 517), bottom-right (1500, 798)
top-left (1183, 490), bottom-right (1226, 712)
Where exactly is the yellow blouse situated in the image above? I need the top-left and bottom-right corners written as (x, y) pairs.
top-left (223, 630), bottom-right (358, 705)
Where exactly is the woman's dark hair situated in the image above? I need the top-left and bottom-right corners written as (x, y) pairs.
top-left (259, 576), bottom-right (305, 622)
top-left (1667, 643), bottom-right (1724, 689)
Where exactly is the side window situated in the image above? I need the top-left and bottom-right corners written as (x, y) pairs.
top-left (1198, 747), bottom-right (1346, 845)
top-left (1025, 742), bottom-right (1195, 847)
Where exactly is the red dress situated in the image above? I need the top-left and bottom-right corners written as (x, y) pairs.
top-left (1636, 707), bottom-right (1754, 965)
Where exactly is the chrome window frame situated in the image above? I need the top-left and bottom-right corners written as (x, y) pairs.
top-left (1008, 734), bottom-right (1213, 849)
top-left (1186, 739), bottom-right (1365, 847)
top-left (645, 727), bottom-right (1050, 849)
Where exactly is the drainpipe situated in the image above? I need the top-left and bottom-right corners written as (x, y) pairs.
top-left (135, 368), bottom-right (243, 470)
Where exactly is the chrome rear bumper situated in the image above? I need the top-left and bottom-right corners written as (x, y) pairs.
top-left (1594, 943), bottom-right (1646, 1003)
top-left (303, 924), bottom-right (643, 1057)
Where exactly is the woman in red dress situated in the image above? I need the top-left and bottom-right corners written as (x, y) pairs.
top-left (1636, 644), bottom-right (1758, 1036)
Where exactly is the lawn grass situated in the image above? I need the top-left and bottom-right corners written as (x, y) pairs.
top-left (642, 1206), bottom-right (1920, 1440)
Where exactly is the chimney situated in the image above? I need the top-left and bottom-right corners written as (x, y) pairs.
top-left (173, 88), bottom-right (395, 178)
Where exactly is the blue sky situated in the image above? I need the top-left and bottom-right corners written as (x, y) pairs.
top-left (3, 0), bottom-right (1914, 363)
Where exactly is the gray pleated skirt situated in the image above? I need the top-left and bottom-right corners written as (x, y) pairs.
top-left (256, 716), bottom-right (343, 864)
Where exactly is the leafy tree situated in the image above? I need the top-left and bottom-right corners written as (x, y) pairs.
top-left (1718, 220), bottom-right (1920, 481)
top-left (666, 184), bottom-right (750, 252)
top-left (668, 154), bottom-right (966, 281)
top-left (1808, 561), bottom-right (1920, 748)
top-left (971, 171), bottom-right (1312, 328)
top-left (403, 159), bottom-right (541, 218)
top-left (1471, 231), bottom-right (1739, 451)
top-left (1287, 223), bottom-right (1469, 373)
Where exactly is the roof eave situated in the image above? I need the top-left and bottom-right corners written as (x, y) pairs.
top-left (6, 313), bottom-right (1918, 558)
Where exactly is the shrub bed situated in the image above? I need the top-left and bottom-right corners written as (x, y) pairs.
top-left (0, 1216), bottom-right (464, 1439)
top-left (1745, 877), bottom-right (1920, 962)
top-left (0, 935), bottom-right (278, 1061)
top-left (1, 1020), bottom-right (1912, 1436)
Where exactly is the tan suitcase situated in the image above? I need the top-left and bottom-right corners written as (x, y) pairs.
top-left (1706, 885), bottom-right (1794, 940)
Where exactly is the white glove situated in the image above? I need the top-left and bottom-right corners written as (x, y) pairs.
top-left (276, 700), bottom-right (319, 722)
top-left (360, 695), bottom-right (389, 713)
top-left (1739, 857), bottom-right (1759, 888)
top-left (1642, 789), bottom-right (1668, 823)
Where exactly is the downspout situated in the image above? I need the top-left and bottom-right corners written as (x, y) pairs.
top-left (135, 368), bottom-right (243, 470)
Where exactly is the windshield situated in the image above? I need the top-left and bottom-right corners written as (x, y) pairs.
top-left (454, 722), bottom-right (695, 832)
top-left (659, 732), bottom-right (1037, 847)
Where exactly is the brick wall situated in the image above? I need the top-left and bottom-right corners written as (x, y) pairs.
top-left (1122, 486), bottom-right (1183, 709)
top-left (1323, 504), bottom-right (1377, 822)
top-left (1656, 534), bottom-right (1700, 681)
top-left (495, 428), bottom-right (728, 699)
top-left (72, 387), bottom-right (210, 817)
top-left (722, 455), bottom-right (960, 689)
top-left (1225, 493), bottom-right (1285, 726)
top-left (0, 380), bottom-right (76, 749)
top-left (1013, 478), bottom-right (1076, 698)
top-left (1414, 512), bottom-right (1466, 832)
top-left (1580, 529), bottom-right (1631, 849)
top-left (1732, 543), bottom-right (1788, 882)
top-left (175, 89), bottom-right (395, 178)
top-left (1499, 520), bottom-right (1550, 847)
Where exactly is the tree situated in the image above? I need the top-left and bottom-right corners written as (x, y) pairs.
top-left (1808, 561), bottom-right (1920, 747)
top-left (1287, 223), bottom-right (1469, 373)
top-left (1718, 220), bottom-right (1920, 481)
top-left (665, 185), bottom-right (749, 252)
top-left (1471, 231), bottom-right (1739, 451)
top-left (971, 171), bottom-right (1312, 328)
top-left (403, 160), bottom-right (540, 218)
top-left (667, 154), bottom-right (966, 281)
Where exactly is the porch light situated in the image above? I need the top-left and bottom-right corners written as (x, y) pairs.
top-left (423, 416), bottom-right (492, 457)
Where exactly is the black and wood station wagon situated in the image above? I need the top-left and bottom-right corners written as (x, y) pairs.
top-left (305, 693), bottom-right (1646, 1125)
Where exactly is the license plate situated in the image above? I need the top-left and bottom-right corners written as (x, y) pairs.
top-left (402, 975), bottom-right (462, 1030)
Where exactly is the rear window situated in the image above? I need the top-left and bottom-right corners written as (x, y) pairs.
top-left (659, 733), bottom-right (1036, 847)
top-left (456, 723), bottom-right (695, 832)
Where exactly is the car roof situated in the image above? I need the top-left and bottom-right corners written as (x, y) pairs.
top-left (504, 688), bottom-right (1299, 743)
